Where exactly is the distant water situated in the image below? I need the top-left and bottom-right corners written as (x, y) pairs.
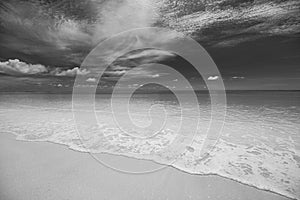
top-left (0, 91), bottom-right (299, 199)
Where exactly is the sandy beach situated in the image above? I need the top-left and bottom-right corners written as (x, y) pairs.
top-left (0, 132), bottom-right (292, 200)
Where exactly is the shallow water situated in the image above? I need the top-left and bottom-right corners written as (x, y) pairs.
top-left (0, 91), bottom-right (299, 199)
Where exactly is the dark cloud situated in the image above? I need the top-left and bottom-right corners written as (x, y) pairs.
top-left (0, 0), bottom-right (299, 90)
top-left (159, 0), bottom-right (300, 46)
top-left (0, 0), bottom-right (160, 68)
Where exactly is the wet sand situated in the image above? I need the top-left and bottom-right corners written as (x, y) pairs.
top-left (0, 133), bottom-right (292, 200)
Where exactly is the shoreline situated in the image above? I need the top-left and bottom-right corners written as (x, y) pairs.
top-left (0, 132), bottom-right (294, 200)
top-left (7, 130), bottom-right (296, 200)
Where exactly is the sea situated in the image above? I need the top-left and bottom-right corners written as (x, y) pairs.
top-left (0, 91), bottom-right (299, 199)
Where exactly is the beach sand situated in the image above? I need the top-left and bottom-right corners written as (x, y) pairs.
top-left (0, 133), bottom-right (291, 200)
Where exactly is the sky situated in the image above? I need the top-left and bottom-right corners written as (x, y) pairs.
top-left (0, 0), bottom-right (299, 92)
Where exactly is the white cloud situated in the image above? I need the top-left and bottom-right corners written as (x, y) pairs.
top-left (51, 67), bottom-right (89, 77)
top-left (151, 74), bottom-right (160, 78)
top-left (86, 77), bottom-right (97, 82)
top-left (93, 0), bottom-right (160, 42)
top-left (232, 76), bottom-right (245, 79)
top-left (128, 83), bottom-right (141, 88)
top-left (104, 67), bottom-right (164, 80)
top-left (0, 59), bottom-right (90, 77)
top-left (0, 59), bottom-right (48, 75)
top-left (207, 76), bottom-right (219, 81)
top-left (105, 70), bottom-right (127, 77)
top-left (121, 49), bottom-right (176, 63)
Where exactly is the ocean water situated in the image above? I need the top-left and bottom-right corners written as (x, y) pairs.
top-left (0, 91), bottom-right (299, 199)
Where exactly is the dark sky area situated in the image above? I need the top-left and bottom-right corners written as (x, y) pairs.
top-left (0, 0), bottom-right (299, 92)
